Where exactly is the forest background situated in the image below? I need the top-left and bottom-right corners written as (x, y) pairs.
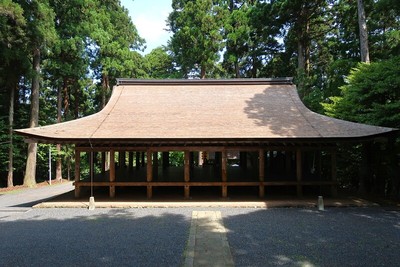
top-left (0, 0), bottom-right (399, 199)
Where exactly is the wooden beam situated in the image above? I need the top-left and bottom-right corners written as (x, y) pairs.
top-left (296, 149), bottom-right (303, 197)
top-left (259, 149), bottom-right (265, 198)
top-left (74, 149), bottom-right (81, 198)
top-left (110, 149), bottom-right (115, 198)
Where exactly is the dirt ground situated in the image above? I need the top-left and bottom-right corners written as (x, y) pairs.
top-left (0, 179), bottom-right (70, 193)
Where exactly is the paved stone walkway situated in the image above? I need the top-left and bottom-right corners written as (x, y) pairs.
top-left (184, 211), bottom-right (234, 267)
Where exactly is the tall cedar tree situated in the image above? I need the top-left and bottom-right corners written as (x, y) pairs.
top-left (168, 0), bottom-right (228, 78)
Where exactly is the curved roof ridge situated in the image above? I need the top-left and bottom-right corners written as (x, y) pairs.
top-left (89, 86), bottom-right (124, 139)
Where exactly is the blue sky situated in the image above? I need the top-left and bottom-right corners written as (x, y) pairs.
top-left (121, 0), bottom-right (172, 54)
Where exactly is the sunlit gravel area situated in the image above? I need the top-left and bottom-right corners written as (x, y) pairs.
top-left (0, 207), bottom-right (399, 267)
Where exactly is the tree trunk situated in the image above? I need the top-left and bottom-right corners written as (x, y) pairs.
top-left (234, 61), bottom-right (240, 78)
top-left (23, 48), bottom-right (41, 187)
top-left (357, 0), bottom-right (370, 63)
top-left (7, 83), bottom-right (15, 188)
top-left (56, 86), bottom-right (63, 181)
top-left (200, 65), bottom-right (206, 79)
top-left (297, 41), bottom-right (305, 74)
top-left (74, 85), bottom-right (79, 119)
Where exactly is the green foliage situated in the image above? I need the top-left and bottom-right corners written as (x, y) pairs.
top-left (168, 0), bottom-right (228, 78)
top-left (169, 152), bottom-right (184, 167)
top-left (145, 47), bottom-right (179, 79)
top-left (324, 57), bottom-right (400, 128)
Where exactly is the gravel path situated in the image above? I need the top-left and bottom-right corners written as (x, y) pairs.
top-left (0, 207), bottom-right (398, 267)
top-left (222, 207), bottom-right (400, 267)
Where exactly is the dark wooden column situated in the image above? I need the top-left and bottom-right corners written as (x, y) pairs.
top-left (153, 152), bottom-right (158, 169)
top-left (146, 151), bottom-right (153, 199)
top-left (359, 142), bottom-right (371, 194)
top-left (331, 149), bottom-right (338, 197)
top-left (285, 151), bottom-right (292, 176)
top-left (74, 149), bottom-right (81, 198)
top-left (136, 152), bottom-right (140, 169)
top-left (221, 150), bottom-right (228, 198)
top-left (296, 149), bottom-right (303, 197)
top-left (240, 152), bottom-right (247, 169)
top-left (101, 152), bottom-right (106, 174)
top-left (141, 152), bottom-right (145, 167)
top-left (184, 151), bottom-right (190, 199)
top-left (259, 149), bottom-right (265, 198)
top-left (89, 152), bottom-right (94, 183)
top-left (162, 152), bottom-right (169, 169)
top-left (121, 151), bottom-right (126, 167)
top-left (110, 150), bottom-right (115, 198)
top-left (128, 152), bottom-right (133, 169)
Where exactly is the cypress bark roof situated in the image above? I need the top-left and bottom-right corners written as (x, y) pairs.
top-left (15, 79), bottom-right (396, 145)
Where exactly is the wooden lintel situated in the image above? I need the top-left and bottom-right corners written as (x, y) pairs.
top-left (75, 145), bottom-right (337, 154)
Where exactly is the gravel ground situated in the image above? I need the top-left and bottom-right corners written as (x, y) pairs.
top-left (0, 208), bottom-right (192, 267)
top-left (0, 207), bottom-right (399, 267)
top-left (222, 207), bottom-right (400, 267)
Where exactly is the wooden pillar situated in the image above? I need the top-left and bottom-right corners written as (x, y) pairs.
top-left (240, 152), bottom-right (247, 169)
top-left (296, 149), bottom-right (303, 197)
top-left (359, 142), bottom-right (371, 194)
top-left (74, 150), bottom-right (81, 198)
top-left (221, 150), bottom-right (227, 198)
top-left (259, 149), bottom-right (265, 198)
top-left (190, 152), bottom-right (195, 167)
top-left (162, 152), bottom-right (169, 169)
top-left (184, 151), bottom-right (190, 199)
top-left (89, 152), bottom-right (94, 182)
top-left (101, 152), bottom-right (106, 174)
top-left (331, 149), bottom-right (338, 197)
top-left (109, 150), bottom-right (115, 198)
top-left (128, 152), bottom-right (133, 169)
top-left (285, 151), bottom-right (292, 176)
top-left (153, 152), bottom-right (158, 168)
top-left (141, 152), bottom-right (145, 167)
top-left (105, 151), bottom-right (110, 171)
top-left (121, 151), bottom-right (126, 167)
top-left (136, 152), bottom-right (140, 169)
top-left (146, 151), bottom-right (153, 199)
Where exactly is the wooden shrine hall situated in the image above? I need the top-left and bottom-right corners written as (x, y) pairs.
top-left (15, 78), bottom-right (397, 199)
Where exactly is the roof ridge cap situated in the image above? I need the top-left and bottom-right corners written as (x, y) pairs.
top-left (116, 78), bottom-right (293, 86)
